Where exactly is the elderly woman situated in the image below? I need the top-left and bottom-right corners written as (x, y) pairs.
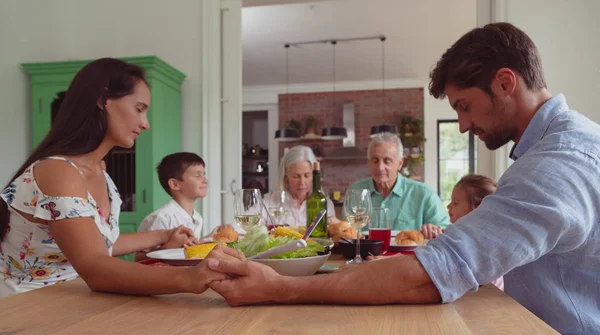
top-left (347, 132), bottom-right (449, 237)
top-left (261, 146), bottom-right (335, 226)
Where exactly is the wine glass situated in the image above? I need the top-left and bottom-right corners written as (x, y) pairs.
top-left (265, 190), bottom-right (290, 229)
top-left (343, 189), bottom-right (372, 264)
top-left (233, 189), bottom-right (264, 232)
top-left (369, 207), bottom-right (391, 254)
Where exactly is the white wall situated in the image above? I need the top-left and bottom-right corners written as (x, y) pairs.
top-left (504, 0), bottom-right (600, 124)
top-left (0, 0), bottom-right (203, 184)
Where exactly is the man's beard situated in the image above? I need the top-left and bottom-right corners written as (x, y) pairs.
top-left (483, 131), bottom-right (514, 150)
top-left (480, 97), bottom-right (516, 150)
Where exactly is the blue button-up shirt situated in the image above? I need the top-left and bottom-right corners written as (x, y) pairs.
top-left (415, 94), bottom-right (600, 334)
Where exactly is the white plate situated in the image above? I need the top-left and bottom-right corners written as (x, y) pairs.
top-left (389, 238), bottom-right (430, 252)
top-left (146, 248), bottom-right (202, 266)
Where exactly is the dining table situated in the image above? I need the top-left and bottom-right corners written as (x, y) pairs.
top-left (0, 254), bottom-right (558, 334)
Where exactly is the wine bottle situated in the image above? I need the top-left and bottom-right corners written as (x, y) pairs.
top-left (306, 162), bottom-right (327, 238)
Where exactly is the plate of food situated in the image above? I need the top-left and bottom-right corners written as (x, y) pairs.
top-left (146, 242), bottom-right (226, 266)
top-left (388, 230), bottom-right (429, 252)
top-left (146, 225), bottom-right (242, 266)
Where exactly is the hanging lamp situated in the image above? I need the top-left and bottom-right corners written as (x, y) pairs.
top-left (321, 40), bottom-right (348, 140)
top-left (370, 36), bottom-right (398, 138)
top-left (274, 44), bottom-right (300, 142)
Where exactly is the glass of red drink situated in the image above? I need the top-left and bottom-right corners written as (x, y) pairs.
top-left (369, 207), bottom-right (391, 253)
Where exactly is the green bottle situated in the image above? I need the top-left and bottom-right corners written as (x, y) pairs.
top-left (306, 162), bottom-right (327, 238)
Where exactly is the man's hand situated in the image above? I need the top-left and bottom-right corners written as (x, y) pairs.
top-left (207, 257), bottom-right (285, 306)
top-left (420, 224), bottom-right (444, 239)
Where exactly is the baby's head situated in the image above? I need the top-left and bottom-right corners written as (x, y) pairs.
top-left (157, 152), bottom-right (207, 200)
top-left (447, 174), bottom-right (497, 223)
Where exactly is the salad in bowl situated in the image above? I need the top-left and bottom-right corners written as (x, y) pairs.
top-left (229, 225), bottom-right (332, 276)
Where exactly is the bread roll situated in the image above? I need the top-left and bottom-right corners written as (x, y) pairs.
top-left (328, 220), bottom-right (350, 237)
top-left (332, 226), bottom-right (361, 244)
top-left (213, 226), bottom-right (239, 243)
top-left (395, 230), bottom-right (424, 246)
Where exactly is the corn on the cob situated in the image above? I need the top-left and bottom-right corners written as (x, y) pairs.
top-left (184, 242), bottom-right (225, 259)
top-left (273, 226), bottom-right (303, 239)
top-left (272, 226), bottom-right (315, 242)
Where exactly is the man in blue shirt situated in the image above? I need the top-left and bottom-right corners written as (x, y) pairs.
top-left (348, 132), bottom-right (449, 233)
top-left (206, 23), bottom-right (600, 334)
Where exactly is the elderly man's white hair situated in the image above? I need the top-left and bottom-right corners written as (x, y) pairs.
top-left (367, 132), bottom-right (404, 160)
top-left (276, 145), bottom-right (317, 192)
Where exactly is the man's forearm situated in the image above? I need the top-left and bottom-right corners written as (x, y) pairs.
top-left (280, 255), bottom-right (441, 304)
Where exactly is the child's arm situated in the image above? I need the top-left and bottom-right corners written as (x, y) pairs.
top-left (115, 225), bottom-right (194, 257)
top-left (131, 215), bottom-right (194, 261)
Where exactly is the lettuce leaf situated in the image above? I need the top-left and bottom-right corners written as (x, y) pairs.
top-left (232, 225), bottom-right (325, 259)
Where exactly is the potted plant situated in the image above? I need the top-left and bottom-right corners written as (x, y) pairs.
top-left (285, 119), bottom-right (302, 133)
top-left (303, 116), bottom-right (320, 136)
top-left (398, 115), bottom-right (426, 179)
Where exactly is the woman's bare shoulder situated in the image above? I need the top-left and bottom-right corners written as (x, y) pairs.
top-left (33, 159), bottom-right (88, 198)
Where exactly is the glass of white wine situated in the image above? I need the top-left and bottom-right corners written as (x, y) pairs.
top-left (265, 190), bottom-right (290, 229)
top-left (234, 189), bottom-right (264, 232)
top-left (343, 189), bottom-right (372, 264)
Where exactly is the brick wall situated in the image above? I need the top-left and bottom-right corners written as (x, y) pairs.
top-left (278, 88), bottom-right (424, 195)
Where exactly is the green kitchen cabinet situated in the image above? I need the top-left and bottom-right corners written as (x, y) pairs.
top-left (22, 56), bottom-right (186, 261)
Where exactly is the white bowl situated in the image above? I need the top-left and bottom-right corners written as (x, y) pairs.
top-left (252, 253), bottom-right (331, 276)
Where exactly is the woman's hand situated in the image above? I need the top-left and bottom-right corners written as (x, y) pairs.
top-left (161, 225), bottom-right (196, 250)
top-left (186, 245), bottom-right (247, 294)
top-left (420, 223), bottom-right (444, 239)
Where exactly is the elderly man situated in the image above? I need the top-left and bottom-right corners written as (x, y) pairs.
top-left (348, 132), bottom-right (449, 236)
top-left (205, 23), bottom-right (600, 335)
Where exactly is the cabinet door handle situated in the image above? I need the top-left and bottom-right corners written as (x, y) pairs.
top-left (38, 99), bottom-right (42, 114)
top-left (142, 189), bottom-right (146, 204)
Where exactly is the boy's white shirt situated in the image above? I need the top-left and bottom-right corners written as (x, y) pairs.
top-left (138, 199), bottom-right (203, 238)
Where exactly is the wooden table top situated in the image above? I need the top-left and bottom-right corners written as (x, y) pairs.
top-left (0, 255), bottom-right (557, 335)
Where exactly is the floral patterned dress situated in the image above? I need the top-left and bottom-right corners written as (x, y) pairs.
top-left (0, 156), bottom-right (121, 297)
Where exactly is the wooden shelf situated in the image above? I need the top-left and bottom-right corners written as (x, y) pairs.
top-left (282, 135), bottom-right (325, 142)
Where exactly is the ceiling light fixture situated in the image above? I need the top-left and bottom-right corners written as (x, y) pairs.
top-left (321, 40), bottom-right (347, 140)
top-left (370, 35), bottom-right (398, 138)
top-left (274, 43), bottom-right (300, 142)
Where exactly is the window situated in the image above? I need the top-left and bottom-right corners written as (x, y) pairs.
top-left (437, 120), bottom-right (476, 206)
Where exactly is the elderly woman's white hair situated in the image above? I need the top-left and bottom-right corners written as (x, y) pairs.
top-left (276, 145), bottom-right (317, 192)
top-left (367, 132), bottom-right (404, 160)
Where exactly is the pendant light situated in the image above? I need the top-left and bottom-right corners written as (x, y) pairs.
top-left (370, 36), bottom-right (398, 138)
top-left (274, 43), bottom-right (300, 142)
top-left (321, 40), bottom-right (348, 140)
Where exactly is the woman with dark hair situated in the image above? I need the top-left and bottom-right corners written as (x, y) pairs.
top-left (0, 58), bottom-right (238, 297)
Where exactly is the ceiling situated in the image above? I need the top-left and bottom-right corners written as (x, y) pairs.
top-left (242, 0), bottom-right (477, 86)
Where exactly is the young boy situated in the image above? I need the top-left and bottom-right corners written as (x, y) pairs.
top-left (135, 152), bottom-right (208, 261)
